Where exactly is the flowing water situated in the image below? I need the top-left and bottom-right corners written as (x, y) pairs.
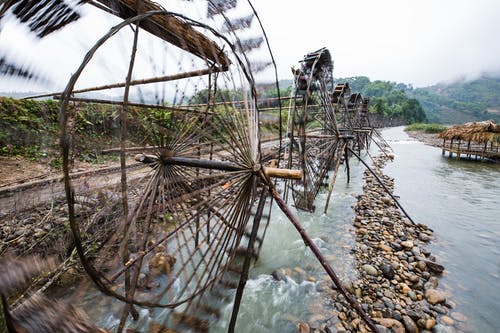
top-left (382, 127), bottom-right (500, 333)
top-left (210, 162), bottom-right (367, 332)
top-left (84, 126), bottom-right (499, 332)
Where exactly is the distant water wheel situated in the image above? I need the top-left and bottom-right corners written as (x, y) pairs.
top-left (284, 47), bottom-right (341, 212)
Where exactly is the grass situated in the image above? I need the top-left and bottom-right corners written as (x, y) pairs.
top-left (404, 123), bottom-right (447, 133)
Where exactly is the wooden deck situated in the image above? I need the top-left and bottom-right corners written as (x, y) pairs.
top-left (441, 140), bottom-right (500, 161)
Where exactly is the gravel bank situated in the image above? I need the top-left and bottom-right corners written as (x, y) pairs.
top-left (404, 130), bottom-right (443, 148)
top-left (333, 151), bottom-right (467, 333)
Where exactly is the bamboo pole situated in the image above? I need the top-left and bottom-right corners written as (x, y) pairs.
top-left (268, 185), bottom-right (380, 333)
top-left (135, 154), bottom-right (302, 179)
top-left (228, 189), bottom-right (267, 333)
top-left (324, 143), bottom-right (346, 214)
top-left (30, 68), bottom-right (223, 100)
top-left (347, 147), bottom-right (417, 226)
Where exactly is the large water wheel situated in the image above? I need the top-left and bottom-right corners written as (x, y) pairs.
top-left (0, 2), bottom-right (381, 333)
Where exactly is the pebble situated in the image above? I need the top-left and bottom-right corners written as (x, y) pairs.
top-left (375, 318), bottom-right (405, 333)
top-left (380, 264), bottom-right (394, 280)
top-left (425, 289), bottom-right (446, 305)
top-left (320, 153), bottom-right (455, 333)
top-left (400, 240), bottom-right (414, 249)
top-left (362, 264), bottom-right (378, 276)
top-left (402, 315), bottom-right (419, 333)
top-left (425, 318), bottom-right (437, 330)
top-left (440, 315), bottom-right (455, 326)
top-left (297, 322), bottom-right (311, 333)
top-left (450, 312), bottom-right (467, 322)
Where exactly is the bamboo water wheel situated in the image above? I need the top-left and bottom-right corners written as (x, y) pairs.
top-left (284, 47), bottom-right (342, 212)
top-left (0, 2), bottom-right (382, 333)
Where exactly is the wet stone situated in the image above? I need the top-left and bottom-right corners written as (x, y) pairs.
top-left (380, 264), bottom-right (394, 280)
top-left (362, 264), bottom-right (378, 276)
top-left (402, 315), bottom-right (419, 333)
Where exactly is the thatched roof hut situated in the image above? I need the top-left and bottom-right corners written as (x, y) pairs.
top-left (438, 120), bottom-right (500, 144)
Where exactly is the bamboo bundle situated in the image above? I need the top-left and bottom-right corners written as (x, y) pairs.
top-left (95, 0), bottom-right (230, 68)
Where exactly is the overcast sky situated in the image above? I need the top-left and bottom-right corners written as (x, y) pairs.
top-left (251, 0), bottom-right (500, 87)
top-left (1, 0), bottom-right (500, 91)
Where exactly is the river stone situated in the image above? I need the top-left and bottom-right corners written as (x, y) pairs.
top-left (411, 247), bottom-right (421, 256)
top-left (440, 315), bottom-right (455, 326)
top-left (362, 264), bottom-right (378, 276)
top-left (375, 318), bottom-right (405, 333)
top-left (402, 315), bottom-right (419, 333)
top-left (272, 269), bottom-right (287, 282)
top-left (424, 260), bottom-right (445, 274)
top-left (358, 228), bottom-right (368, 235)
top-left (297, 322), bottom-right (311, 333)
top-left (391, 242), bottom-right (403, 251)
top-left (425, 289), bottom-right (446, 304)
top-left (425, 276), bottom-right (439, 290)
top-left (400, 240), bottom-right (414, 249)
top-left (379, 243), bottom-right (393, 253)
top-left (433, 324), bottom-right (456, 333)
top-left (419, 232), bottom-right (432, 242)
top-left (381, 196), bottom-right (392, 204)
top-left (450, 312), bottom-right (467, 322)
top-left (399, 283), bottom-right (411, 295)
top-left (425, 318), bottom-right (436, 330)
top-left (381, 264), bottom-right (395, 280)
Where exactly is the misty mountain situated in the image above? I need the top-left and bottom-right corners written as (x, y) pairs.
top-left (408, 75), bottom-right (500, 124)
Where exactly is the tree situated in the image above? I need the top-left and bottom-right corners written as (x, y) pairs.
top-left (401, 98), bottom-right (427, 124)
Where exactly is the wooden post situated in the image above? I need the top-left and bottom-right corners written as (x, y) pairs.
top-left (442, 139), bottom-right (446, 156)
top-left (457, 139), bottom-right (461, 159)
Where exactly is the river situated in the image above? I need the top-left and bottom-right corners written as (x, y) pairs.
top-left (382, 127), bottom-right (500, 333)
top-left (213, 126), bottom-right (499, 332)
top-left (86, 127), bottom-right (499, 332)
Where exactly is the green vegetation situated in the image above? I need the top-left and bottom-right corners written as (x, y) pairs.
top-left (404, 123), bottom-right (447, 133)
top-left (334, 74), bottom-right (500, 124)
top-left (0, 96), bottom-right (59, 159)
top-left (334, 76), bottom-right (427, 124)
top-left (0, 96), bottom-right (179, 166)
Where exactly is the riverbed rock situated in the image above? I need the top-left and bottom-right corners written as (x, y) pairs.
top-left (400, 240), bottom-right (414, 249)
top-left (450, 312), bottom-right (467, 322)
top-left (297, 322), bottom-right (310, 333)
top-left (425, 289), bottom-right (446, 305)
top-left (272, 269), bottom-right (287, 282)
top-left (375, 318), bottom-right (405, 333)
top-left (362, 264), bottom-right (378, 276)
top-left (440, 315), bottom-right (455, 326)
top-left (402, 315), bottom-right (419, 333)
top-left (425, 318), bottom-right (436, 330)
top-left (379, 243), bottom-right (393, 253)
top-left (380, 264), bottom-right (394, 280)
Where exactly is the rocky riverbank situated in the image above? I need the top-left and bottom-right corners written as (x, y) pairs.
top-left (404, 130), bottom-right (442, 148)
top-left (339, 152), bottom-right (467, 333)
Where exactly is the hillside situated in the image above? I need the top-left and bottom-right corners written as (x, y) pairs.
top-left (409, 75), bottom-right (500, 124)
top-left (331, 75), bottom-right (500, 125)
